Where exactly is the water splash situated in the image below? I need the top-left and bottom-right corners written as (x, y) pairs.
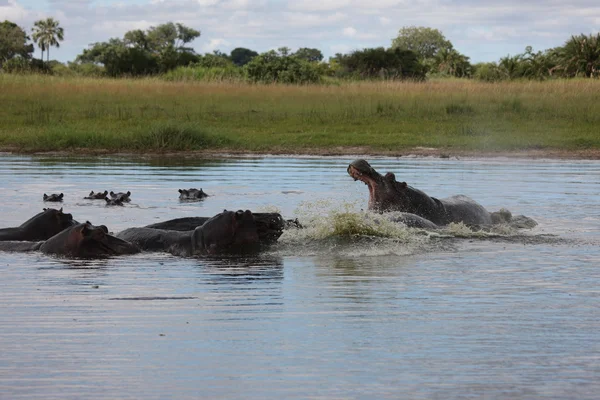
top-left (270, 200), bottom-right (546, 257)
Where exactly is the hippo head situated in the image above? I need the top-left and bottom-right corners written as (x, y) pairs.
top-left (43, 193), bottom-right (64, 202)
top-left (191, 210), bottom-right (260, 255)
top-left (35, 207), bottom-right (76, 236)
top-left (347, 159), bottom-right (411, 212)
top-left (41, 221), bottom-right (140, 258)
top-left (110, 191), bottom-right (131, 202)
top-left (104, 197), bottom-right (124, 206)
top-left (179, 188), bottom-right (208, 200)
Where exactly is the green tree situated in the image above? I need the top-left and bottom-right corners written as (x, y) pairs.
top-left (335, 47), bottom-right (425, 80)
top-left (293, 47), bottom-right (323, 63)
top-left (434, 48), bottom-right (471, 77)
top-left (391, 26), bottom-right (452, 61)
top-left (76, 22), bottom-right (201, 76)
top-left (557, 33), bottom-right (600, 78)
top-left (31, 17), bottom-right (64, 63)
top-left (230, 47), bottom-right (258, 66)
top-left (0, 20), bottom-right (34, 68)
top-left (245, 49), bottom-right (321, 84)
top-left (76, 38), bottom-right (158, 76)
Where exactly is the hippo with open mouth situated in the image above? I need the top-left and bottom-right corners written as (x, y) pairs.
top-left (348, 159), bottom-right (493, 226)
top-left (117, 209), bottom-right (265, 256)
top-left (0, 208), bottom-right (76, 241)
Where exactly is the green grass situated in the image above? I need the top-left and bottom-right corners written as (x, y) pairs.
top-left (1, 74), bottom-right (599, 153)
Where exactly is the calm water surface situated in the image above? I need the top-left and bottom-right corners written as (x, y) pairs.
top-left (0, 154), bottom-right (599, 399)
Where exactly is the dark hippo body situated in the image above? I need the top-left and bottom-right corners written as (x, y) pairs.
top-left (117, 210), bottom-right (263, 256)
top-left (84, 190), bottom-right (108, 199)
top-left (0, 222), bottom-right (140, 258)
top-left (110, 191), bottom-right (131, 202)
top-left (388, 212), bottom-right (440, 229)
top-left (0, 208), bottom-right (76, 241)
top-left (179, 188), bottom-right (208, 201)
top-left (43, 193), bottom-right (64, 202)
top-left (144, 212), bottom-right (286, 245)
top-left (348, 159), bottom-right (492, 226)
top-left (41, 222), bottom-right (139, 257)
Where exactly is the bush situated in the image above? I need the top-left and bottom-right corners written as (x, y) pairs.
top-left (245, 50), bottom-right (321, 84)
top-left (473, 62), bottom-right (505, 82)
top-left (2, 56), bottom-right (30, 73)
top-left (162, 65), bottom-right (245, 82)
top-left (334, 47), bottom-right (426, 80)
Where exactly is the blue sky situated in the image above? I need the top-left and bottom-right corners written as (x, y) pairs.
top-left (2, 0), bottom-right (599, 63)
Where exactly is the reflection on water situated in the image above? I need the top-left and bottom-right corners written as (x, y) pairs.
top-left (0, 154), bottom-right (599, 400)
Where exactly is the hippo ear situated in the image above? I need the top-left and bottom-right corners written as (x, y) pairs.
top-left (43, 208), bottom-right (48, 211)
top-left (178, 189), bottom-right (183, 193)
top-left (126, 191), bottom-right (131, 196)
top-left (89, 191), bottom-right (94, 196)
top-left (59, 193), bottom-right (64, 199)
top-left (102, 190), bottom-right (107, 195)
top-left (43, 194), bottom-right (48, 199)
top-left (59, 207), bottom-right (63, 213)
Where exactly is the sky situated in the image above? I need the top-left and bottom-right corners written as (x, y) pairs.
top-left (1, 0), bottom-right (599, 63)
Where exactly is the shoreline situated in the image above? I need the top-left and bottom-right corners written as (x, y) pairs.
top-left (1, 146), bottom-right (599, 161)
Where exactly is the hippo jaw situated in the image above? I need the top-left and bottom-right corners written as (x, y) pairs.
top-left (348, 159), bottom-right (408, 212)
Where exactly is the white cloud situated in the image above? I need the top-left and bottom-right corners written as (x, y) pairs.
top-left (6, 0), bottom-right (600, 64)
top-left (202, 38), bottom-right (231, 52)
top-left (343, 26), bottom-right (357, 37)
top-left (288, 0), bottom-right (349, 12)
top-left (379, 16), bottom-right (391, 25)
top-left (0, 0), bottom-right (28, 21)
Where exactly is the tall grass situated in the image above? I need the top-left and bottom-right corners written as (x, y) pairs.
top-left (1, 74), bottom-right (599, 153)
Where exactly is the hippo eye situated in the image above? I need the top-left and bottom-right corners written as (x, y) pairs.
top-left (385, 172), bottom-right (396, 181)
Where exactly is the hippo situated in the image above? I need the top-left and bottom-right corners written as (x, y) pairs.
top-left (84, 190), bottom-right (108, 200)
top-left (0, 208), bottom-right (76, 241)
top-left (110, 191), bottom-right (131, 202)
top-left (143, 212), bottom-right (286, 244)
top-left (0, 222), bottom-right (140, 258)
top-left (105, 197), bottom-right (124, 206)
top-left (43, 193), bottom-right (64, 202)
top-left (179, 188), bottom-right (208, 201)
top-left (116, 209), bottom-right (263, 256)
top-left (348, 159), bottom-right (493, 226)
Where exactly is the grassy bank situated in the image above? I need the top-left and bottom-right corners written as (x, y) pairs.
top-left (1, 74), bottom-right (599, 155)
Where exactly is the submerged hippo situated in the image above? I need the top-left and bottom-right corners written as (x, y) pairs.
top-left (348, 159), bottom-right (493, 226)
top-left (0, 208), bottom-right (76, 241)
top-left (110, 191), bottom-right (131, 202)
top-left (179, 188), bottom-right (208, 201)
top-left (0, 222), bottom-right (140, 258)
top-left (117, 210), bottom-right (264, 256)
top-left (105, 197), bottom-right (124, 206)
top-left (84, 190), bottom-right (108, 200)
top-left (43, 193), bottom-right (64, 202)
top-left (144, 212), bottom-right (286, 244)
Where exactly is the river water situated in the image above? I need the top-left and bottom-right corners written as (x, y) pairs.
top-left (0, 154), bottom-right (598, 399)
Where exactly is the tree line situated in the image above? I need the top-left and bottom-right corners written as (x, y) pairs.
top-left (1, 20), bottom-right (599, 83)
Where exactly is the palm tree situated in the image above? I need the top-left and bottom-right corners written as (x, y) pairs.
top-left (31, 18), bottom-right (64, 64)
top-left (558, 34), bottom-right (600, 78)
